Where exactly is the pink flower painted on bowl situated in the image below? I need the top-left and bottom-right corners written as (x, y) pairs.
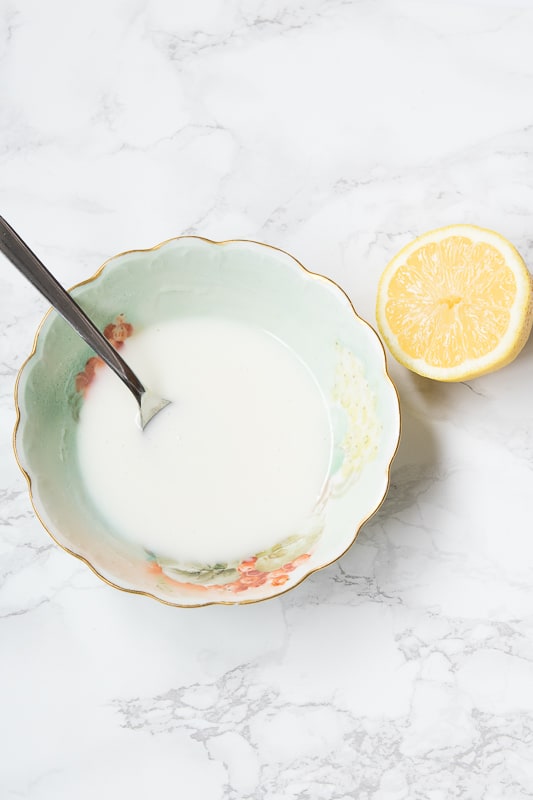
top-left (74, 315), bottom-right (133, 395)
top-left (103, 316), bottom-right (134, 347)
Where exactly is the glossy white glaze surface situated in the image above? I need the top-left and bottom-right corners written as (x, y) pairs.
top-left (2, 1), bottom-right (533, 797)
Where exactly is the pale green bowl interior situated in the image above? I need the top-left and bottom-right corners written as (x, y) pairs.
top-left (16, 238), bottom-right (400, 605)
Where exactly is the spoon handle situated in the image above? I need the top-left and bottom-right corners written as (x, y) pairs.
top-left (0, 215), bottom-right (145, 403)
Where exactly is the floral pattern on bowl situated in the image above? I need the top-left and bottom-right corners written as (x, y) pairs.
top-left (14, 237), bottom-right (400, 607)
top-left (149, 526), bottom-right (322, 595)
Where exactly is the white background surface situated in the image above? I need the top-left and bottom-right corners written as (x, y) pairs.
top-left (2, 1), bottom-right (533, 798)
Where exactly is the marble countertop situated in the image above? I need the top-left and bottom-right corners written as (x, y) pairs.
top-left (2, 1), bottom-right (533, 797)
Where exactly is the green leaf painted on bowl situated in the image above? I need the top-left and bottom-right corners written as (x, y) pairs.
top-left (255, 524), bottom-right (323, 572)
top-left (68, 388), bottom-right (83, 422)
top-left (161, 564), bottom-right (241, 586)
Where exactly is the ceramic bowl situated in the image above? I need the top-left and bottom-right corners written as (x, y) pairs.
top-left (14, 237), bottom-right (400, 607)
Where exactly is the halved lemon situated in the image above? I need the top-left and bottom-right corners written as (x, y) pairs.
top-left (376, 224), bottom-right (533, 381)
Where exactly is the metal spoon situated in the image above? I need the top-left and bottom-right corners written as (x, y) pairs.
top-left (0, 216), bottom-right (170, 429)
